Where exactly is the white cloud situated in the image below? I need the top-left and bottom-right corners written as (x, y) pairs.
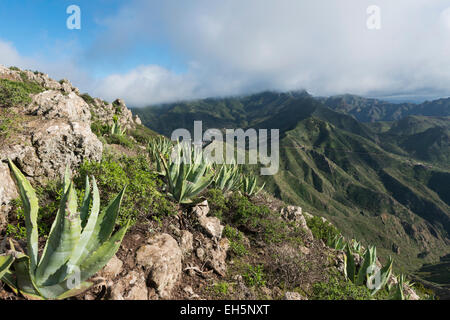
top-left (4, 1), bottom-right (450, 106)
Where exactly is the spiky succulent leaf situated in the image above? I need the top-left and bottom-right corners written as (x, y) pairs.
top-left (78, 186), bottom-right (126, 264)
top-left (79, 221), bottom-right (130, 282)
top-left (7, 159), bottom-right (39, 272)
top-left (0, 255), bottom-right (14, 279)
top-left (345, 243), bottom-right (356, 282)
top-left (36, 182), bottom-right (82, 286)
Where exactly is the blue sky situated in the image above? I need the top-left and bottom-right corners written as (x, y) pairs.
top-left (1, 0), bottom-right (450, 106)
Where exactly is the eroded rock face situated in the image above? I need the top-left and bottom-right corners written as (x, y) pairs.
top-left (26, 91), bottom-right (91, 123)
top-left (192, 200), bottom-right (224, 239)
top-left (30, 120), bottom-right (102, 181)
top-left (135, 233), bottom-right (182, 299)
top-left (0, 119), bottom-right (103, 224)
top-left (284, 292), bottom-right (308, 300)
top-left (108, 271), bottom-right (148, 300)
top-left (0, 162), bottom-right (18, 225)
top-left (99, 255), bottom-right (123, 279)
top-left (281, 206), bottom-right (314, 242)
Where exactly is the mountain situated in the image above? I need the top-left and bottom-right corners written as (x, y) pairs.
top-left (3, 66), bottom-right (430, 301)
top-left (319, 94), bottom-right (450, 122)
top-left (134, 91), bottom-right (450, 273)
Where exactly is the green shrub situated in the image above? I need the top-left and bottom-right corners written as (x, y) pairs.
top-left (9, 66), bottom-right (20, 71)
top-left (306, 216), bottom-right (340, 244)
top-left (243, 264), bottom-right (266, 287)
top-left (91, 120), bottom-right (110, 138)
top-left (228, 193), bottom-right (270, 226)
top-left (80, 93), bottom-right (95, 105)
top-left (311, 276), bottom-right (373, 300)
top-left (77, 154), bottom-right (175, 225)
top-left (223, 225), bottom-right (248, 256)
top-left (205, 189), bottom-right (228, 220)
top-left (0, 79), bottom-right (43, 107)
top-left (105, 133), bottom-right (134, 148)
top-left (213, 281), bottom-right (230, 296)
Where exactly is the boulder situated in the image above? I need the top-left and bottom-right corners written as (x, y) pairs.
top-left (284, 292), bottom-right (308, 300)
top-left (135, 233), bottom-right (182, 299)
top-left (0, 119), bottom-right (102, 224)
top-left (178, 230), bottom-right (194, 256)
top-left (204, 238), bottom-right (230, 276)
top-left (26, 90), bottom-right (91, 123)
top-left (109, 271), bottom-right (148, 300)
top-left (192, 200), bottom-right (224, 239)
top-left (30, 120), bottom-right (103, 182)
top-left (99, 255), bottom-right (123, 279)
top-left (281, 206), bottom-right (313, 241)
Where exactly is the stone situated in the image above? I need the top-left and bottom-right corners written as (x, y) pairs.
top-left (109, 271), bottom-right (148, 300)
top-left (281, 206), bottom-right (313, 241)
top-left (196, 247), bottom-right (205, 260)
top-left (191, 200), bottom-right (210, 218)
top-left (99, 255), bottom-right (123, 279)
top-left (284, 292), bottom-right (308, 300)
top-left (136, 233), bottom-right (182, 299)
top-left (192, 200), bottom-right (224, 239)
top-left (179, 230), bottom-right (194, 256)
top-left (198, 215), bottom-right (224, 239)
top-left (30, 120), bottom-right (103, 182)
top-left (26, 90), bottom-right (91, 123)
top-left (205, 238), bottom-right (230, 276)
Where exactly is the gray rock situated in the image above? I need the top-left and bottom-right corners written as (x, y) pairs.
top-left (99, 255), bottom-right (123, 279)
top-left (109, 271), bottom-right (148, 300)
top-left (284, 291), bottom-right (308, 300)
top-left (135, 233), bottom-right (182, 299)
top-left (179, 230), bottom-right (194, 256)
top-left (26, 90), bottom-right (91, 123)
top-left (192, 200), bottom-right (224, 239)
top-left (281, 206), bottom-right (313, 241)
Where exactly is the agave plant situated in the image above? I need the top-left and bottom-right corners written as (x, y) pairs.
top-left (0, 160), bottom-right (129, 300)
top-left (110, 116), bottom-right (126, 136)
top-left (328, 235), bottom-right (346, 250)
top-left (241, 174), bottom-right (265, 196)
top-left (212, 163), bottom-right (242, 192)
top-left (388, 274), bottom-right (406, 300)
top-left (148, 136), bottom-right (173, 176)
top-left (343, 244), bottom-right (393, 296)
top-left (160, 143), bottom-right (213, 204)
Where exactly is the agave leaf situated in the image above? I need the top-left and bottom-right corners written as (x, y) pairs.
top-left (7, 159), bottom-right (39, 272)
top-left (79, 175), bottom-right (91, 228)
top-left (12, 255), bottom-right (43, 299)
top-left (78, 186), bottom-right (126, 263)
top-left (36, 182), bottom-right (82, 286)
top-left (79, 221), bottom-right (130, 282)
top-left (55, 281), bottom-right (93, 300)
top-left (345, 243), bottom-right (356, 282)
top-left (371, 256), bottom-right (393, 295)
top-left (356, 246), bottom-right (374, 286)
top-left (61, 178), bottom-right (101, 280)
top-left (35, 279), bottom-right (93, 300)
top-left (0, 255), bottom-right (14, 279)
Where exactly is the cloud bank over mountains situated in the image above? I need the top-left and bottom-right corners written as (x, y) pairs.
top-left (2, 0), bottom-right (450, 106)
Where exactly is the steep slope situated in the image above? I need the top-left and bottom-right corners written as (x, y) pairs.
top-left (319, 94), bottom-right (450, 122)
top-left (134, 91), bottom-right (450, 273)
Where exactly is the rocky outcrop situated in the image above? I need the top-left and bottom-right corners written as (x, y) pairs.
top-left (25, 90), bottom-right (91, 122)
top-left (108, 271), bottom-right (148, 300)
top-left (192, 200), bottom-right (224, 239)
top-left (281, 206), bottom-right (314, 242)
top-left (135, 233), bottom-right (182, 299)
